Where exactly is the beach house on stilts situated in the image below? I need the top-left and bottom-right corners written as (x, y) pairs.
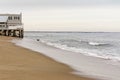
top-left (0, 13), bottom-right (23, 38)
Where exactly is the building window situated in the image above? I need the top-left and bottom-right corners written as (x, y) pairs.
top-left (18, 17), bottom-right (20, 20)
top-left (13, 16), bottom-right (20, 20)
top-left (8, 17), bottom-right (10, 20)
top-left (14, 17), bottom-right (16, 19)
top-left (9, 16), bottom-right (12, 20)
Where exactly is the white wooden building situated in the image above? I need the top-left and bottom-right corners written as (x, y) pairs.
top-left (0, 13), bottom-right (23, 38)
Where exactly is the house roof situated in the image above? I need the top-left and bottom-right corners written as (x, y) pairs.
top-left (0, 16), bottom-right (8, 22)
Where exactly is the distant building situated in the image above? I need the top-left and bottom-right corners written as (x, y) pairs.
top-left (0, 13), bottom-right (23, 38)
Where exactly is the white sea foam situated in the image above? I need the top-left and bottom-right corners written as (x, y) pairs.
top-left (88, 42), bottom-right (107, 46)
top-left (38, 39), bottom-right (120, 61)
top-left (12, 38), bottom-right (120, 80)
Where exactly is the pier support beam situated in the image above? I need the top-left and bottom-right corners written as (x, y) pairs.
top-left (0, 29), bottom-right (24, 38)
top-left (20, 30), bottom-right (24, 38)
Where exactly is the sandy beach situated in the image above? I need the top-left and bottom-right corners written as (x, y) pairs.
top-left (0, 36), bottom-right (94, 80)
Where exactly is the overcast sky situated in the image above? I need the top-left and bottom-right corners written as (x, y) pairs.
top-left (0, 0), bottom-right (120, 31)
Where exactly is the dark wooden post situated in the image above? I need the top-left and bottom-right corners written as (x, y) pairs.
top-left (21, 30), bottom-right (23, 38)
top-left (13, 30), bottom-right (15, 37)
top-left (5, 30), bottom-right (8, 36)
top-left (8, 30), bottom-right (10, 36)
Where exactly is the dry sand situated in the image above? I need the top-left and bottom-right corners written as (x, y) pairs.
top-left (0, 36), bottom-right (95, 80)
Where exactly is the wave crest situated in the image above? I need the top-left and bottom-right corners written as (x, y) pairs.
top-left (88, 42), bottom-right (109, 46)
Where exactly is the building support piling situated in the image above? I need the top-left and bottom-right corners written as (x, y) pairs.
top-left (0, 29), bottom-right (24, 38)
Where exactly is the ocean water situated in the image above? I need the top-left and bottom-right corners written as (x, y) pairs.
top-left (24, 31), bottom-right (120, 61)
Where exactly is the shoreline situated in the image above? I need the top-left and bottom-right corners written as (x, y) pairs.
top-left (0, 36), bottom-right (94, 80)
top-left (13, 37), bottom-right (120, 80)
